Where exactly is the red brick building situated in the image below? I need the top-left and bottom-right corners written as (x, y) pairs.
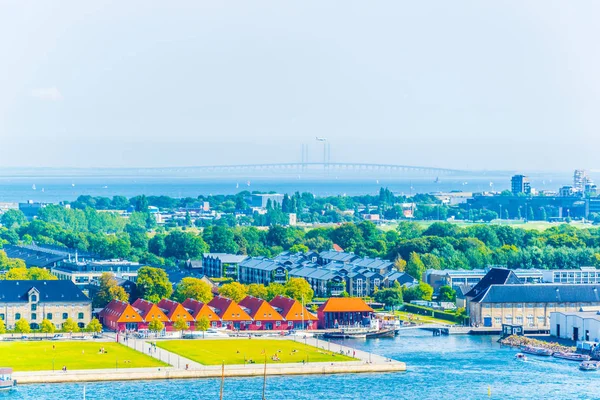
top-left (182, 298), bottom-right (222, 328)
top-left (132, 298), bottom-right (170, 331)
top-left (317, 297), bottom-right (374, 329)
top-left (208, 295), bottom-right (252, 330)
top-left (238, 296), bottom-right (285, 330)
top-left (98, 300), bottom-right (143, 332)
top-left (269, 295), bottom-right (318, 330)
top-left (157, 299), bottom-right (194, 330)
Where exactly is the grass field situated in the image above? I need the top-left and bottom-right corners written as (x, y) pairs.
top-left (394, 310), bottom-right (457, 325)
top-left (156, 339), bottom-right (356, 365)
top-left (0, 341), bottom-right (168, 372)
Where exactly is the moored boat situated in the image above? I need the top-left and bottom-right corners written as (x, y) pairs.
top-left (365, 328), bottom-right (396, 338)
top-left (579, 361), bottom-right (600, 371)
top-left (521, 346), bottom-right (554, 357)
top-left (553, 352), bottom-right (591, 362)
top-left (0, 368), bottom-right (16, 391)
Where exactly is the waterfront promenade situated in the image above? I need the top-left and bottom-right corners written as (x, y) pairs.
top-left (12, 336), bottom-right (405, 384)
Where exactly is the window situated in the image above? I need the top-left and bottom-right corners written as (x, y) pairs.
top-left (516, 304), bottom-right (523, 309)
top-left (31, 304), bottom-right (37, 311)
top-left (505, 315), bottom-right (513, 324)
top-left (484, 304), bottom-right (491, 309)
top-left (31, 313), bottom-right (37, 320)
top-left (15, 313), bottom-right (21, 320)
top-left (537, 316), bottom-right (545, 325)
top-left (31, 295), bottom-right (37, 302)
top-left (527, 316), bottom-right (534, 327)
top-left (211, 322), bottom-right (217, 327)
top-left (62, 313), bottom-right (68, 319)
top-left (275, 321), bottom-right (281, 327)
top-left (256, 321), bottom-right (262, 327)
top-left (288, 321), bottom-right (293, 326)
top-left (0, 314), bottom-right (4, 320)
top-left (78, 312), bottom-right (84, 320)
top-left (47, 313), bottom-right (53, 320)
top-left (494, 317), bottom-right (501, 325)
top-left (515, 316), bottom-right (523, 325)
top-left (494, 304), bottom-right (501, 309)
top-left (77, 323), bottom-right (85, 329)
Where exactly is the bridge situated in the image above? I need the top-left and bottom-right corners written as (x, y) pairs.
top-left (160, 162), bottom-right (466, 175)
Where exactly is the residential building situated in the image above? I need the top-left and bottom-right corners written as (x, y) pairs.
top-left (317, 297), bottom-right (374, 329)
top-left (208, 296), bottom-right (252, 330)
top-left (201, 253), bottom-right (248, 279)
top-left (18, 201), bottom-right (48, 219)
top-left (511, 175), bottom-right (531, 196)
top-left (182, 298), bottom-right (222, 328)
top-left (132, 298), bottom-right (169, 331)
top-left (550, 310), bottom-right (600, 342)
top-left (52, 260), bottom-right (140, 287)
top-left (0, 280), bottom-right (92, 330)
top-left (542, 267), bottom-right (600, 284)
top-left (270, 295), bottom-right (317, 330)
top-left (238, 257), bottom-right (289, 285)
top-left (157, 299), bottom-right (194, 329)
top-left (98, 299), bottom-right (143, 331)
top-left (238, 296), bottom-right (285, 330)
top-left (466, 268), bottom-right (600, 330)
top-left (574, 169), bottom-right (587, 193)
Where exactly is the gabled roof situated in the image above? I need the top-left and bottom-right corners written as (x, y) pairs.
top-left (208, 295), bottom-right (252, 321)
top-left (132, 298), bottom-right (169, 322)
top-left (317, 297), bottom-right (374, 313)
top-left (239, 296), bottom-right (284, 321)
top-left (157, 299), bottom-right (194, 322)
top-left (203, 253), bottom-right (248, 264)
top-left (269, 295), bottom-right (318, 321)
top-left (473, 284), bottom-right (600, 304)
top-left (99, 300), bottom-right (143, 323)
top-left (0, 280), bottom-right (90, 303)
top-left (182, 298), bottom-right (221, 322)
top-left (465, 268), bottom-right (521, 298)
top-left (319, 250), bottom-right (360, 263)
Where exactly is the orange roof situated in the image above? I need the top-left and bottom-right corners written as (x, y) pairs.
top-left (132, 298), bottom-right (169, 322)
top-left (318, 297), bottom-right (374, 313)
top-left (239, 296), bottom-right (284, 321)
top-left (208, 296), bottom-right (252, 321)
top-left (182, 298), bottom-right (221, 323)
top-left (269, 295), bottom-right (318, 321)
top-left (99, 300), bottom-right (144, 323)
top-left (158, 299), bottom-right (194, 322)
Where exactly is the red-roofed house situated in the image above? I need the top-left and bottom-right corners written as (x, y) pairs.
top-left (132, 298), bottom-right (170, 331)
top-left (208, 296), bottom-right (252, 330)
top-left (317, 297), bottom-right (374, 329)
top-left (182, 298), bottom-right (222, 328)
top-left (238, 296), bottom-right (284, 330)
top-left (269, 295), bottom-right (318, 330)
top-left (98, 300), bottom-right (144, 332)
top-left (157, 299), bottom-right (194, 331)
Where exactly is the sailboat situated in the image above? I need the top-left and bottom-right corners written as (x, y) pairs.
top-left (32, 184), bottom-right (36, 190)
top-left (236, 183), bottom-right (239, 189)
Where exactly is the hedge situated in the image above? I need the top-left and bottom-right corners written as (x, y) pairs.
top-left (401, 303), bottom-right (459, 323)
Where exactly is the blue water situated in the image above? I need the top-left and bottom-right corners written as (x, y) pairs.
top-left (5, 331), bottom-right (599, 400)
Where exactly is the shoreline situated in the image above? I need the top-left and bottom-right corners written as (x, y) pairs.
top-left (13, 361), bottom-right (406, 384)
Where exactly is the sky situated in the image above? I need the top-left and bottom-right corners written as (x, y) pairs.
top-left (1, 1), bottom-right (599, 171)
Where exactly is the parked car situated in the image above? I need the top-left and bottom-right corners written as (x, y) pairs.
top-left (51, 334), bottom-right (68, 340)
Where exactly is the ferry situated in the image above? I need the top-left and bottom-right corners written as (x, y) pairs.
top-left (323, 326), bottom-right (369, 339)
top-left (579, 361), bottom-right (600, 371)
top-left (521, 346), bottom-right (553, 357)
top-left (553, 352), bottom-right (591, 362)
top-left (0, 368), bottom-right (16, 391)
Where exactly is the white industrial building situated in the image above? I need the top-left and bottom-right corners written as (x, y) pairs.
top-left (550, 310), bottom-right (600, 342)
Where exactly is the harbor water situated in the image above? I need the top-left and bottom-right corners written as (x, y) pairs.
top-left (3, 331), bottom-right (599, 400)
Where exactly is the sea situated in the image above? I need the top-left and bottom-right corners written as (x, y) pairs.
top-left (0, 168), bottom-right (584, 203)
top-left (4, 331), bottom-right (599, 400)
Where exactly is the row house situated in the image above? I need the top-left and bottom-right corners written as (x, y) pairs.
top-left (131, 298), bottom-right (169, 331)
top-left (238, 296), bottom-right (285, 330)
top-left (270, 295), bottom-right (318, 329)
top-left (98, 300), bottom-right (143, 331)
top-left (157, 299), bottom-right (194, 329)
top-left (208, 296), bottom-right (253, 331)
top-left (182, 298), bottom-right (222, 328)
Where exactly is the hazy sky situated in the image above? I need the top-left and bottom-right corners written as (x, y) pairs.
top-left (1, 1), bottom-right (599, 171)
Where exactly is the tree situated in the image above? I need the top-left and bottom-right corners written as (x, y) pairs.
top-left (203, 226), bottom-right (239, 254)
top-left (148, 318), bottom-right (165, 334)
top-left (174, 277), bottom-right (213, 303)
top-left (173, 317), bottom-right (189, 334)
top-left (266, 283), bottom-right (286, 301)
top-left (109, 286), bottom-right (129, 302)
top-left (62, 318), bottom-right (80, 333)
top-left (0, 317), bottom-right (5, 334)
top-left (163, 231), bottom-right (208, 259)
top-left (284, 278), bottom-right (314, 303)
top-left (374, 288), bottom-right (403, 310)
top-left (86, 318), bottom-right (103, 334)
top-left (41, 319), bottom-right (56, 335)
top-left (94, 272), bottom-right (128, 308)
top-left (393, 256), bottom-right (407, 272)
top-left (403, 282), bottom-right (434, 302)
top-left (15, 318), bottom-right (31, 334)
top-left (137, 266), bottom-right (173, 303)
top-left (247, 283), bottom-right (268, 299)
top-left (4, 267), bottom-right (28, 280)
top-left (196, 315), bottom-right (210, 338)
top-left (218, 282), bottom-right (247, 302)
top-left (438, 285), bottom-right (457, 302)
top-left (0, 209), bottom-right (27, 228)
top-left (527, 206), bottom-right (535, 222)
top-left (289, 244), bottom-right (309, 254)
top-left (26, 267), bottom-right (58, 280)
top-left (406, 252), bottom-right (426, 281)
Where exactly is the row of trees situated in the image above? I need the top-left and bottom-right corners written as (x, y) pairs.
top-left (0, 317), bottom-right (102, 335)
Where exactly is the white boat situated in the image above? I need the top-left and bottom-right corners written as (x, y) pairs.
top-left (515, 353), bottom-right (527, 361)
top-left (553, 352), bottom-right (591, 362)
top-left (0, 368), bottom-right (16, 391)
top-left (579, 361), bottom-right (600, 371)
top-left (521, 346), bottom-right (553, 357)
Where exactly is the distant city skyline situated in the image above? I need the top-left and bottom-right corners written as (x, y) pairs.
top-left (1, 1), bottom-right (600, 171)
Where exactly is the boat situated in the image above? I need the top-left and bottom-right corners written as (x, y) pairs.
top-left (521, 346), bottom-right (553, 357)
top-left (323, 326), bottom-right (370, 339)
top-left (579, 361), bottom-right (600, 371)
top-left (0, 368), bottom-right (16, 391)
top-left (375, 313), bottom-right (401, 334)
top-left (515, 353), bottom-right (527, 361)
top-left (553, 352), bottom-right (591, 362)
top-left (365, 328), bottom-right (396, 338)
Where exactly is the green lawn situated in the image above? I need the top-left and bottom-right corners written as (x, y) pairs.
top-left (394, 310), bottom-right (457, 325)
top-left (0, 341), bottom-right (168, 372)
top-left (156, 339), bottom-right (356, 365)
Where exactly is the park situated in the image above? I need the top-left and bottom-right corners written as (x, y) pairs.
top-left (0, 341), bottom-right (167, 371)
top-left (155, 338), bottom-right (356, 365)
